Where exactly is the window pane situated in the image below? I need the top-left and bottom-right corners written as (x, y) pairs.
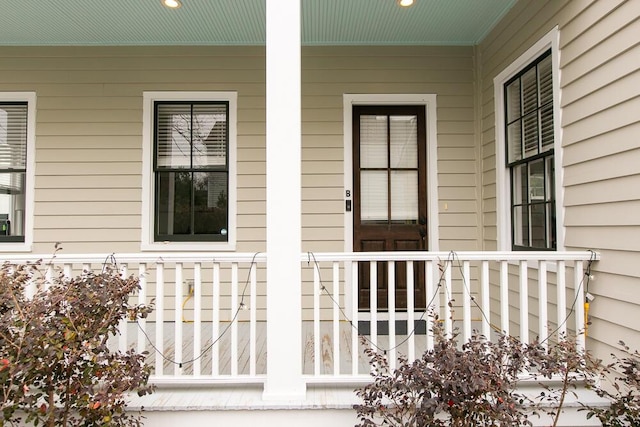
top-left (528, 159), bottom-right (545, 202)
top-left (511, 164), bottom-right (526, 205)
top-left (361, 170), bottom-right (387, 222)
top-left (522, 67), bottom-right (537, 114)
top-left (523, 111), bottom-right (539, 158)
top-left (530, 203), bottom-right (546, 248)
top-left (0, 104), bottom-right (27, 168)
top-left (193, 172), bottom-right (228, 235)
top-left (540, 104), bottom-right (554, 152)
top-left (156, 104), bottom-right (191, 169)
top-left (538, 54), bottom-right (553, 107)
top-left (0, 172), bottom-right (25, 237)
top-left (505, 79), bottom-right (521, 123)
top-left (391, 171), bottom-right (417, 223)
top-left (390, 115), bottom-right (417, 168)
top-left (156, 171), bottom-right (192, 236)
top-left (513, 205), bottom-right (529, 247)
top-left (360, 115), bottom-right (387, 168)
top-left (507, 121), bottom-right (522, 163)
top-left (192, 104), bottom-right (227, 168)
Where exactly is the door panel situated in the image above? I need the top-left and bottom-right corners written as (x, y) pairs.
top-left (353, 105), bottom-right (427, 312)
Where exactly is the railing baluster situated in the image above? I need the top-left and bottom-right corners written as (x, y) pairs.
top-left (137, 263), bottom-right (147, 355)
top-left (193, 262), bottom-right (202, 376)
top-left (538, 260), bottom-right (548, 349)
top-left (425, 260), bottom-right (434, 350)
top-left (574, 260), bottom-right (585, 351)
top-left (369, 261), bottom-right (377, 354)
top-left (351, 261), bottom-right (359, 376)
top-left (519, 260), bottom-right (529, 344)
top-left (118, 265), bottom-right (129, 353)
top-left (212, 263), bottom-right (220, 376)
top-left (174, 263), bottom-right (183, 376)
top-left (388, 261), bottom-right (396, 370)
top-left (500, 260), bottom-right (509, 335)
top-left (556, 260), bottom-right (566, 339)
top-left (155, 263), bottom-right (165, 376)
top-left (481, 261), bottom-right (490, 339)
top-left (231, 263), bottom-right (239, 377)
top-left (332, 261), bottom-right (340, 376)
top-left (444, 261), bottom-right (453, 338)
top-left (462, 260), bottom-right (471, 343)
top-left (406, 261), bottom-right (415, 361)
top-left (313, 261), bottom-right (321, 376)
top-left (249, 261), bottom-right (257, 377)
top-left (63, 263), bottom-right (72, 279)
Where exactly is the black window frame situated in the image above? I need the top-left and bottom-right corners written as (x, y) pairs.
top-left (153, 100), bottom-right (230, 242)
top-left (504, 49), bottom-right (556, 251)
top-left (0, 101), bottom-right (28, 243)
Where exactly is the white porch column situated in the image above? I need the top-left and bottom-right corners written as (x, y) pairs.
top-left (263, 0), bottom-right (305, 400)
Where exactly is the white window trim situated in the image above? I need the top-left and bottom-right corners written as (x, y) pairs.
top-left (141, 91), bottom-right (237, 251)
top-left (494, 27), bottom-right (565, 252)
top-left (0, 92), bottom-right (35, 253)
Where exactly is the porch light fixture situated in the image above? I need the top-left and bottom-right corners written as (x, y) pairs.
top-left (162, 0), bottom-right (182, 9)
top-left (397, 0), bottom-right (415, 7)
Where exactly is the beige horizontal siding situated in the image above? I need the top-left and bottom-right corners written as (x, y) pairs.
top-left (478, 0), bottom-right (640, 362)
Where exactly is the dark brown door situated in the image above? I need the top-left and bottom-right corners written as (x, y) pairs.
top-left (353, 105), bottom-right (427, 312)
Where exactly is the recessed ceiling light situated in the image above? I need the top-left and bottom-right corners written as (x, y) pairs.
top-left (162, 0), bottom-right (182, 9)
top-left (397, 0), bottom-right (415, 7)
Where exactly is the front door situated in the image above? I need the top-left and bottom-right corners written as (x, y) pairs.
top-left (353, 105), bottom-right (427, 312)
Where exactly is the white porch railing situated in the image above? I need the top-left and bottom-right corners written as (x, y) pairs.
top-left (303, 251), bottom-right (599, 382)
top-left (3, 250), bottom-right (598, 387)
top-left (2, 252), bottom-right (267, 385)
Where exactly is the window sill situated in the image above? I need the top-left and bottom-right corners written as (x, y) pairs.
top-left (141, 241), bottom-right (236, 252)
top-left (0, 242), bottom-right (31, 253)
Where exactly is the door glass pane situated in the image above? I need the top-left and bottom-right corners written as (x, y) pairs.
top-left (390, 115), bottom-right (417, 168)
top-left (391, 171), bottom-right (418, 223)
top-left (361, 170), bottom-right (387, 222)
top-left (360, 115), bottom-right (387, 168)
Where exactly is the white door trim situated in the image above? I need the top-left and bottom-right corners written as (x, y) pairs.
top-left (342, 94), bottom-right (440, 318)
top-left (343, 94), bottom-right (440, 253)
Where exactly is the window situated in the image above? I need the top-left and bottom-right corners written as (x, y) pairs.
top-left (494, 28), bottom-right (562, 252)
top-left (142, 92), bottom-right (237, 250)
top-left (505, 50), bottom-right (555, 250)
top-left (0, 93), bottom-right (35, 250)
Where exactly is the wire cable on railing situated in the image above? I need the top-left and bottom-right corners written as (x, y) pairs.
top-left (448, 249), bottom-right (597, 345)
top-left (307, 251), bottom-right (451, 354)
top-left (103, 252), bottom-right (262, 369)
top-left (308, 249), bottom-right (598, 356)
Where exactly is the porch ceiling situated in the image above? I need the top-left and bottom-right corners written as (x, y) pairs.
top-left (0, 0), bottom-right (516, 47)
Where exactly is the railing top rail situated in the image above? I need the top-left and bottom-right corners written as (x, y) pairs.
top-left (304, 250), bottom-right (600, 262)
top-left (0, 252), bottom-right (267, 265)
top-left (0, 250), bottom-right (599, 265)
